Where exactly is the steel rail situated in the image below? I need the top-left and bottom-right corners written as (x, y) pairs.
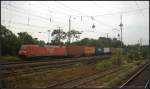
top-left (145, 80), bottom-right (150, 89)
top-left (47, 66), bottom-right (120, 88)
top-left (1, 55), bottom-right (110, 70)
top-left (1, 56), bottom-right (109, 78)
top-left (0, 55), bottom-right (110, 65)
top-left (119, 62), bottom-right (150, 88)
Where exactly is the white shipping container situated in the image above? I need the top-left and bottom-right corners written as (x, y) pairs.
top-left (103, 48), bottom-right (110, 53)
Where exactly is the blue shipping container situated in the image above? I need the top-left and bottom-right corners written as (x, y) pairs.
top-left (95, 47), bottom-right (104, 55)
top-left (122, 48), bottom-right (128, 54)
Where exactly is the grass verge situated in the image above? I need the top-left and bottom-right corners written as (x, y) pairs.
top-left (0, 56), bottom-right (20, 62)
top-left (79, 60), bottom-right (146, 88)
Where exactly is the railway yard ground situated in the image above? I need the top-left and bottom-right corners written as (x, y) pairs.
top-left (0, 55), bottom-right (149, 88)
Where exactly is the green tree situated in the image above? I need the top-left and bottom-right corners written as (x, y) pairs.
top-left (37, 40), bottom-right (45, 47)
top-left (0, 24), bottom-right (46, 56)
top-left (17, 32), bottom-right (35, 44)
top-left (0, 25), bottom-right (21, 56)
top-left (141, 45), bottom-right (149, 59)
top-left (67, 29), bottom-right (82, 43)
top-left (98, 37), bottom-right (110, 47)
top-left (71, 36), bottom-right (125, 48)
top-left (73, 38), bottom-right (90, 46)
top-left (51, 27), bottom-right (66, 45)
top-left (17, 32), bottom-right (45, 46)
top-left (111, 38), bottom-right (123, 48)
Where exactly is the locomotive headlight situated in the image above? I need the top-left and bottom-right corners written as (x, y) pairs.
top-left (23, 51), bottom-right (27, 53)
top-left (19, 50), bottom-right (27, 54)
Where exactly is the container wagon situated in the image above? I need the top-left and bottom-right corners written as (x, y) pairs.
top-left (116, 48), bottom-right (123, 53)
top-left (122, 48), bottom-right (128, 54)
top-left (19, 44), bottom-right (127, 59)
top-left (95, 47), bottom-right (103, 55)
top-left (103, 48), bottom-right (110, 54)
top-left (110, 48), bottom-right (118, 54)
top-left (84, 47), bottom-right (95, 56)
top-left (48, 48), bottom-right (67, 59)
top-left (67, 45), bottom-right (84, 57)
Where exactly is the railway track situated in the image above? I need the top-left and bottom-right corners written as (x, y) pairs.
top-left (0, 55), bottom-right (110, 65)
top-left (119, 62), bottom-right (150, 88)
top-left (0, 55), bottom-right (110, 78)
top-left (47, 66), bottom-right (121, 88)
top-left (47, 61), bottom-right (150, 88)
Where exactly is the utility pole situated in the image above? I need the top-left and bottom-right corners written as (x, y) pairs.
top-left (106, 33), bottom-right (109, 39)
top-left (58, 26), bottom-right (61, 41)
top-left (119, 14), bottom-right (123, 48)
top-left (117, 34), bottom-right (120, 40)
top-left (0, 37), bottom-right (1, 56)
top-left (106, 33), bottom-right (109, 47)
top-left (139, 38), bottom-right (143, 54)
top-left (68, 16), bottom-right (71, 44)
top-left (48, 30), bottom-right (51, 44)
top-left (0, 34), bottom-right (4, 56)
top-left (139, 38), bottom-right (142, 46)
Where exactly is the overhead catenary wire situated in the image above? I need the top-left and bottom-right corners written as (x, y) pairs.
top-left (93, 2), bottom-right (113, 14)
top-left (42, 2), bottom-right (89, 18)
top-left (1, 24), bottom-right (37, 33)
top-left (23, 1), bottom-right (149, 18)
top-left (1, 20), bottom-right (60, 38)
top-left (1, 6), bottom-right (67, 27)
top-left (1, 19), bottom-right (49, 30)
top-left (2, 3), bottom-right (67, 23)
top-left (143, 1), bottom-right (149, 7)
top-left (2, 23), bottom-right (50, 39)
top-left (39, 2), bottom-right (72, 16)
top-left (2, 1), bottom-right (148, 18)
top-left (2, 19), bottom-right (67, 43)
top-left (1, 1), bottom-right (148, 42)
top-left (2, 2), bottom-right (148, 30)
top-left (2, 1), bottom-right (148, 31)
top-left (52, 2), bottom-right (148, 27)
top-left (35, 2), bottom-right (115, 30)
top-left (134, 1), bottom-right (145, 18)
top-left (57, 1), bottom-right (88, 16)
top-left (1, 3), bottom-right (49, 21)
top-left (1, 7), bottom-right (49, 25)
top-left (32, 1), bottom-right (71, 17)
top-left (1, 19), bottom-right (68, 32)
top-left (94, 7), bottom-right (148, 17)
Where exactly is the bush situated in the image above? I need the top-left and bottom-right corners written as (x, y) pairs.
top-left (0, 56), bottom-right (19, 62)
top-left (140, 48), bottom-right (149, 59)
top-left (96, 50), bottom-right (128, 70)
top-left (96, 60), bottom-right (113, 70)
top-left (127, 49), bottom-right (146, 61)
top-left (110, 51), bottom-right (123, 66)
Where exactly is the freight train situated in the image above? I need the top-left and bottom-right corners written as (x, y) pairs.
top-left (19, 44), bottom-right (128, 59)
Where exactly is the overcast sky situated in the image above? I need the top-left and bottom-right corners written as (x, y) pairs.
top-left (1, 1), bottom-right (149, 45)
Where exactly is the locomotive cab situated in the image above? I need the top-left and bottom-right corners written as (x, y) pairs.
top-left (18, 44), bottom-right (39, 58)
